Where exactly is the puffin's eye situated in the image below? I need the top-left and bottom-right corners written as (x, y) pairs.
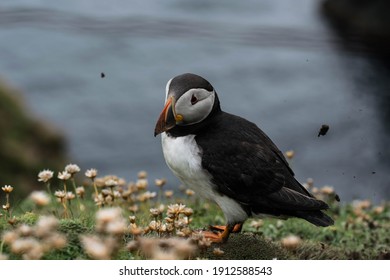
top-left (191, 94), bottom-right (198, 105)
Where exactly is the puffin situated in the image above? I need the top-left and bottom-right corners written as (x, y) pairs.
top-left (154, 73), bottom-right (334, 243)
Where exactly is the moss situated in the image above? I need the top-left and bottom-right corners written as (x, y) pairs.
top-left (0, 79), bottom-right (67, 199)
top-left (202, 233), bottom-right (292, 260)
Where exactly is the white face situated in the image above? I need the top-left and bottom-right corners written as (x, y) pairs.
top-left (174, 88), bottom-right (216, 126)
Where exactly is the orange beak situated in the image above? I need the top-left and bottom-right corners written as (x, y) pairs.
top-left (154, 96), bottom-right (177, 136)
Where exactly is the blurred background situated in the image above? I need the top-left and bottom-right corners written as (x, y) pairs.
top-left (0, 0), bottom-right (389, 202)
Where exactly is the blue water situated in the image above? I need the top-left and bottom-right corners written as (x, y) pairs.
top-left (0, 0), bottom-right (389, 202)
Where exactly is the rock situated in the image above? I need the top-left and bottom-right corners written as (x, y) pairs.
top-left (0, 79), bottom-right (67, 199)
top-left (321, 0), bottom-right (390, 58)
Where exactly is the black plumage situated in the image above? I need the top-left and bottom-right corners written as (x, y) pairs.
top-left (194, 110), bottom-right (333, 226)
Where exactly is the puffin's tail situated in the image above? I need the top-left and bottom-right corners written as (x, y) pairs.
top-left (295, 210), bottom-right (334, 227)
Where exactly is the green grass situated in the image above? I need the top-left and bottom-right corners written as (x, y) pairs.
top-left (1, 170), bottom-right (389, 260)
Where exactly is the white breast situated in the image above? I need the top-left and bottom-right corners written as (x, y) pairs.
top-left (161, 133), bottom-right (248, 224)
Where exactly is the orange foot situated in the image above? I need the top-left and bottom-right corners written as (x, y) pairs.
top-left (201, 223), bottom-right (243, 243)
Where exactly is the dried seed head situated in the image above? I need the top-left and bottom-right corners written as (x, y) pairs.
top-left (2, 185), bottom-right (13, 193)
top-left (37, 170), bottom-right (54, 183)
top-left (65, 163), bottom-right (80, 175)
top-left (129, 215), bottom-right (136, 223)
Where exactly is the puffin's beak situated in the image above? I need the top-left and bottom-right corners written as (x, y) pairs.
top-left (154, 96), bottom-right (178, 136)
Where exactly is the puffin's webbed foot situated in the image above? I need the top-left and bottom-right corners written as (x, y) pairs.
top-left (200, 223), bottom-right (243, 243)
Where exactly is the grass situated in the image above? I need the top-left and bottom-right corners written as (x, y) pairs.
top-left (0, 166), bottom-right (389, 260)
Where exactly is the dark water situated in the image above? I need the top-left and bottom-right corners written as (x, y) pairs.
top-left (0, 0), bottom-right (389, 202)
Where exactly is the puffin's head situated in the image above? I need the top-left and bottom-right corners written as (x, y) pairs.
top-left (154, 73), bottom-right (220, 136)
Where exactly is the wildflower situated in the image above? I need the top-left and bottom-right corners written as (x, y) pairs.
top-left (137, 170), bottom-right (148, 179)
top-left (18, 224), bottom-right (33, 236)
top-left (105, 179), bottom-right (118, 188)
top-left (182, 207), bottom-right (194, 217)
top-left (353, 199), bottom-right (371, 210)
top-left (11, 238), bottom-right (43, 259)
top-left (250, 219), bottom-right (264, 230)
top-left (128, 204), bottom-right (139, 213)
top-left (164, 190), bottom-right (174, 198)
top-left (54, 190), bottom-right (66, 199)
top-left (150, 208), bottom-right (161, 217)
top-left (44, 233), bottom-right (67, 250)
top-left (85, 168), bottom-right (98, 179)
top-left (76, 186), bottom-right (85, 198)
top-left (2, 185), bottom-right (13, 193)
top-left (95, 207), bottom-right (126, 235)
top-left (136, 179), bottom-right (148, 190)
top-left (281, 235), bottom-right (302, 250)
top-left (35, 216), bottom-right (59, 237)
top-left (2, 231), bottom-right (18, 244)
top-left (167, 203), bottom-right (186, 217)
top-left (320, 185), bottom-right (335, 195)
top-left (65, 163), bottom-right (80, 175)
top-left (58, 171), bottom-right (71, 181)
top-left (306, 178), bottom-right (314, 188)
top-left (66, 192), bottom-right (76, 200)
top-left (37, 169), bottom-right (54, 183)
top-left (80, 235), bottom-right (114, 260)
top-left (155, 178), bottom-right (167, 187)
top-left (2, 203), bottom-right (10, 211)
top-left (285, 150), bottom-right (295, 160)
top-left (94, 194), bottom-right (105, 207)
top-left (29, 191), bottom-right (50, 206)
top-left (373, 206), bottom-right (385, 215)
top-left (213, 247), bottom-right (225, 256)
top-left (129, 224), bottom-right (143, 236)
top-left (185, 189), bottom-right (195, 196)
top-left (149, 220), bottom-right (160, 231)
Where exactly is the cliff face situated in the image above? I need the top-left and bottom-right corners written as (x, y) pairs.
top-left (0, 79), bottom-right (67, 199)
top-left (322, 0), bottom-right (390, 58)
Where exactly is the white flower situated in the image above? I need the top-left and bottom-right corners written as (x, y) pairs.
top-left (80, 235), bottom-right (115, 260)
top-left (37, 170), bottom-right (54, 183)
top-left (2, 185), bottom-right (13, 193)
top-left (58, 171), bottom-right (71, 181)
top-left (85, 168), bottom-right (98, 179)
top-left (29, 191), bottom-right (51, 206)
top-left (65, 163), bottom-right (80, 175)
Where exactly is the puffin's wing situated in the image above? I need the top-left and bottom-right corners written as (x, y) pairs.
top-left (197, 113), bottom-right (327, 211)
